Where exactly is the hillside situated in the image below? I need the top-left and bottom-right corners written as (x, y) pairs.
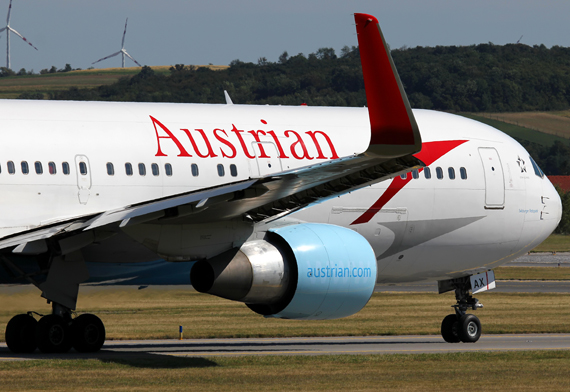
top-left (461, 113), bottom-right (570, 146)
top-left (472, 110), bottom-right (570, 139)
top-left (0, 65), bottom-right (228, 99)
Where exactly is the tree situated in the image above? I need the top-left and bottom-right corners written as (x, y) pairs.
top-left (278, 51), bottom-right (289, 64)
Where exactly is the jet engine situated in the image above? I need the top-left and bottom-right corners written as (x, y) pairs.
top-left (190, 223), bottom-right (377, 320)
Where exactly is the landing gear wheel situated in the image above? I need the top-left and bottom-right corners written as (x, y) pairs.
top-left (441, 314), bottom-right (460, 343)
top-left (5, 314), bottom-right (38, 353)
top-left (35, 314), bottom-right (72, 353)
top-left (458, 314), bottom-right (481, 343)
top-left (71, 314), bottom-right (105, 353)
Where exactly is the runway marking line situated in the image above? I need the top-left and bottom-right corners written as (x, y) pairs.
top-left (158, 346), bottom-right (570, 357)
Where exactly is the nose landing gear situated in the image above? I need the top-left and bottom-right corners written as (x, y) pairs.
top-left (440, 280), bottom-right (484, 343)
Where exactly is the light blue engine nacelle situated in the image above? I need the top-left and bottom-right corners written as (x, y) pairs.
top-left (190, 223), bottom-right (377, 320)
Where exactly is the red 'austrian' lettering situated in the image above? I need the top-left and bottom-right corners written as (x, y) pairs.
top-left (213, 129), bottom-right (237, 158)
top-left (151, 115), bottom-right (191, 157)
top-left (151, 115), bottom-right (340, 161)
top-left (285, 130), bottom-right (313, 160)
top-left (180, 129), bottom-right (218, 158)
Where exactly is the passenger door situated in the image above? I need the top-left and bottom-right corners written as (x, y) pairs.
top-left (75, 155), bottom-right (92, 205)
top-left (478, 148), bottom-right (505, 209)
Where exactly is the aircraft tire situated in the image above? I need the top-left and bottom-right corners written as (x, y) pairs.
top-left (458, 314), bottom-right (481, 343)
top-left (71, 314), bottom-right (105, 353)
top-left (35, 314), bottom-right (73, 353)
top-left (441, 314), bottom-right (461, 343)
top-left (5, 314), bottom-right (37, 353)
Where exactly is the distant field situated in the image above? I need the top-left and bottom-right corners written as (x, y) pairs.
top-left (1, 289), bottom-right (569, 342)
top-left (465, 110), bottom-right (570, 144)
top-left (461, 113), bottom-right (570, 146)
top-left (532, 234), bottom-right (570, 252)
top-left (477, 111), bottom-right (570, 139)
top-left (495, 266), bottom-right (570, 280)
top-left (0, 65), bottom-right (228, 99)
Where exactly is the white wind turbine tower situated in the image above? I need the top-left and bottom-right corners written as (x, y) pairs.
top-left (92, 18), bottom-right (141, 68)
top-left (0, 0), bottom-right (38, 69)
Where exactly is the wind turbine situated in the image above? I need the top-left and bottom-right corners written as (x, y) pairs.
top-left (92, 18), bottom-right (141, 68)
top-left (0, 0), bottom-right (38, 69)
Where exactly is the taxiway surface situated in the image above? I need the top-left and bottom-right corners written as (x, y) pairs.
top-left (1, 334), bottom-right (570, 360)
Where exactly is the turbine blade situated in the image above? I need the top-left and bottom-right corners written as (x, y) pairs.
top-left (0, 27), bottom-right (6, 33)
top-left (6, 0), bottom-right (12, 25)
top-left (121, 18), bottom-right (128, 48)
top-left (92, 50), bottom-right (121, 65)
top-left (122, 50), bottom-right (141, 67)
top-left (8, 27), bottom-right (38, 50)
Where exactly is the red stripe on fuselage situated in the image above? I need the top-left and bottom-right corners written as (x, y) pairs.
top-left (351, 140), bottom-right (468, 225)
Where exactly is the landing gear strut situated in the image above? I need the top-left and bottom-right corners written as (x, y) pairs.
top-left (4, 303), bottom-right (105, 354)
top-left (440, 281), bottom-right (483, 343)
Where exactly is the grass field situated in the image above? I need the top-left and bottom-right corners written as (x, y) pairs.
top-left (461, 113), bottom-right (569, 146)
top-left (1, 351), bottom-right (570, 391)
top-left (1, 288), bottom-right (569, 342)
top-left (0, 65), bottom-right (228, 99)
top-left (495, 266), bottom-right (570, 280)
top-left (474, 111), bottom-right (570, 139)
top-left (532, 234), bottom-right (570, 252)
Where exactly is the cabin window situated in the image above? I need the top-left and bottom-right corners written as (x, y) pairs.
top-left (7, 161), bottom-right (15, 174)
top-left (165, 163), bottom-right (173, 176)
top-left (436, 167), bottom-right (443, 179)
top-left (217, 164), bottom-right (225, 177)
top-left (151, 163), bottom-right (159, 176)
top-left (125, 163), bottom-right (133, 176)
top-left (448, 167), bottom-right (455, 180)
top-left (48, 162), bottom-right (56, 175)
top-left (191, 163), bottom-right (199, 177)
top-left (230, 164), bottom-right (238, 177)
top-left (460, 167), bottom-right (467, 180)
top-left (138, 163), bottom-right (146, 176)
top-left (412, 169), bottom-right (419, 179)
top-left (35, 161), bottom-right (43, 175)
top-left (21, 161), bottom-right (29, 175)
top-left (79, 162), bottom-right (88, 175)
top-left (62, 162), bottom-right (70, 175)
top-left (106, 162), bottom-right (114, 176)
top-left (424, 167), bottom-right (431, 179)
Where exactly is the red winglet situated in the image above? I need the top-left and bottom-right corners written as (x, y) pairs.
top-left (354, 13), bottom-right (421, 154)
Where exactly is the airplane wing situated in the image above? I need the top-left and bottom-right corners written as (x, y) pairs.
top-left (0, 13), bottom-right (422, 253)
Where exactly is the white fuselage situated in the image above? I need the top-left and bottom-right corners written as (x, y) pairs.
top-left (0, 100), bottom-right (561, 284)
top-left (293, 110), bottom-right (560, 282)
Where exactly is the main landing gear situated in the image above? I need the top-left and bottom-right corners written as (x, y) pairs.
top-left (5, 303), bottom-right (105, 354)
top-left (440, 283), bottom-right (483, 343)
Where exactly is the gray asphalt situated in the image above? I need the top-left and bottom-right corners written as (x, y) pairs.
top-left (509, 252), bottom-right (570, 267)
top-left (2, 334), bottom-right (570, 360)
top-left (375, 280), bottom-right (570, 293)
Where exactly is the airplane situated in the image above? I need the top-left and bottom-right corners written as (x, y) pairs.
top-left (0, 13), bottom-right (561, 354)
